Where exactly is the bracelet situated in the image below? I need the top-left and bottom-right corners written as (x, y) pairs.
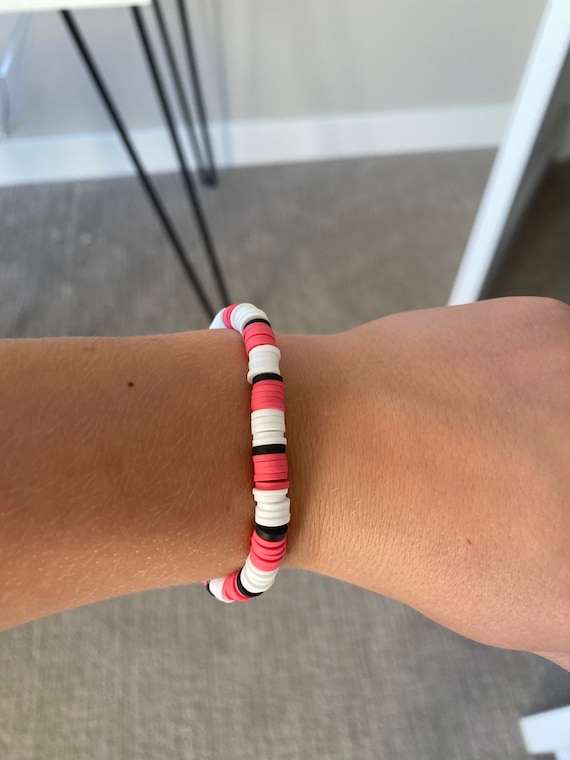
top-left (202, 303), bottom-right (290, 603)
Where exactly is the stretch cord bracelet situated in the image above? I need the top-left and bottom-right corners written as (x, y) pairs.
top-left (202, 303), bottom-right (290, 603)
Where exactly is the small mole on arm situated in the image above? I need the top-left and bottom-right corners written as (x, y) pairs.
top-left (466, 538), bottom-right (472, 546)
top-left (127, 381), bottom-right (135, 388)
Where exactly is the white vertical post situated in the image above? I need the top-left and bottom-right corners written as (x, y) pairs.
top-left (448, 0), bottom-right (570, 305)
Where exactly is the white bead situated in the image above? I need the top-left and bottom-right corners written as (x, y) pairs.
top-left (209, 310), bottom-right (227, 330)
top-left (255, 509), bottom-right (291, 529)
top-left (248, 343), bottom-right (281, 364)
top-left (230, 303), bottom-right (269, 334)
top-left (230, 303), bottom-right (256, 332)
top-left (252, 432), bottom-right (287, 448)
top-left (241, 556), bottom-right (279, 593)
top-left (229, 303), bottom-right (254, 331)
top-left (247, 364), bottom-right (282, 384)
top-left (240, 309), bottom-right (271, 333)
top-left (208, 577), bottom-right (235, 603)
top-left (253, 487), bottom-right (289, 502)
top-left (247, 345), bottom-right (281, 384)
top-left (255, 498), bottom-right (291, 527)
top-left (251, 410), bottom-right (286, 436)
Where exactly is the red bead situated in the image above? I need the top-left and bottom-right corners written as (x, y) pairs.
top-left (251, 381), bottom-right (285, 412)
top-left (222, 569), bottom-right (251, 602)
top-left (254, 479), bottom-right (290, 490)
top-left (223, 304), bottom-right (239, 329)
top-left (249, 534), bottom-right (287, 572)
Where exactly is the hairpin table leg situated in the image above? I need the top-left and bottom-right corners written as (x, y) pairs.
top-left (132, 6), bottom-right (230, 306)
top-left (152, 0), bottom-right (210, 185)
top-left (177, 0), bottom-right (218, 186)
top-left (60, 9), bottom-right (217, 320)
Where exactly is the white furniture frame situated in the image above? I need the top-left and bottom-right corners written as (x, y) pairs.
top-left (520, 705), bottom-right (570, 760)
top-left (449, 0), bottom-right (570, 305)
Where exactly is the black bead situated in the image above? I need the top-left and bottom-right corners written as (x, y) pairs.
top-left (252, 444), bottom-right (287, 456)
top-left (255, 523), bottom-right (289, 542)
top-left (251, 372), bottom-right (283, 384)
top-left (236, 570), bottom-right (264, 598)
top-left (243, 317), bottom-right (271, 329)
top-left (205, 581), bottom-right (216, 598)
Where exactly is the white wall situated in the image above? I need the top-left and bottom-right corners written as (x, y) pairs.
top-left (1, 0), bottom-right (556, 186)
top-left (2, 0), bottom-right (545, 138)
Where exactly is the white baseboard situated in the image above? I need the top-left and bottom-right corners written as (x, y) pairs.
top-left (0, 103), bottom-right (512, 187)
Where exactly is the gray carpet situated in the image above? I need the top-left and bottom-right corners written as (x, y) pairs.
top-left (0, 151), bottom-right (569, 760)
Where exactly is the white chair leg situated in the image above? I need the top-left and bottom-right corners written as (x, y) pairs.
top-left (448, 0), bottom-right (570, 306)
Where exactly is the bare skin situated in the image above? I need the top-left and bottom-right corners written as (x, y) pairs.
top-left (288, 296), bottom-right (570, 671)
top-left (0, 296), bottom-right (568, 670)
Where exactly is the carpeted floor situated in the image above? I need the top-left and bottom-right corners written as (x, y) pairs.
top-left (0, 151), bottom-right (569, 760)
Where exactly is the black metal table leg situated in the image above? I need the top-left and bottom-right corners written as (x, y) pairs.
top-left (60, 9), bottom-right (216, 321)
top-left (152, 0), bottom-right (209, 185)
top-left (177, 0), bottom-right (218, 186)
top-left (132, 7), bottom-right (230, 307)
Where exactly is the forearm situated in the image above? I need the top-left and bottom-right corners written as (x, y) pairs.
top-left (0, 327), bottom-right (400, 631)
top-left (0, 331), bottom-right (241, 627)
top-left (0, 330), bottom-right (340, 629)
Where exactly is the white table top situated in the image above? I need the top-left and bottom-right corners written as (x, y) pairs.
top-left (0, 0), bottom-right (149, 12)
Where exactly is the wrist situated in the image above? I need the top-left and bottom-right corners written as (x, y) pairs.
top-left (277, 330), bottom-right (406, 603)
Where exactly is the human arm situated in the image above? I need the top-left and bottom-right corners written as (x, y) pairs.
top-left (0, 297), bottom-right (568, 669)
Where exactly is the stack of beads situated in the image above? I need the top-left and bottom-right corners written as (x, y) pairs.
top-left (204, 303), bottom-right (290, 603)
